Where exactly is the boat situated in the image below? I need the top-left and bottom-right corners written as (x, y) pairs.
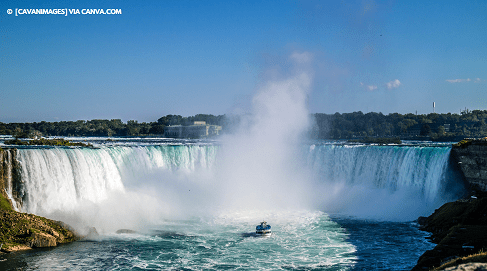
top-left (256, 221), bottom-right (271, 235)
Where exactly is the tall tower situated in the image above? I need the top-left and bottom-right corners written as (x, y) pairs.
top-left (433, 102), bottom-right (435, 113)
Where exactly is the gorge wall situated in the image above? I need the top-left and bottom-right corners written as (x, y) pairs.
top-left (450, 139), bottom-right (487, 195)
top-left (0, 148), bottom-right (22, 211)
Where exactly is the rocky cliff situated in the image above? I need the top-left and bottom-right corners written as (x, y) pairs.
top-left (451, 139), bottom-right (487, 195)
top-left (412, 198), bottom-right (487, 270)
top-left (0, 148), bottom-right (22, 210)
top-left (0, 209), bottom-right (79, 252)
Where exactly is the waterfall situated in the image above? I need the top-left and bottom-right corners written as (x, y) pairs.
top-left (306, 144), bottom-right (463, 220)
top-left (307, 144), bottom-right (455, 201)
top-left (9, 143), bottom-right (463, 222)
top-left (15, 145), bottom-right (219, 215)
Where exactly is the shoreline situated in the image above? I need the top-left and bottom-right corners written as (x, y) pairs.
top-left (412, 197), bottom-right (487, 270)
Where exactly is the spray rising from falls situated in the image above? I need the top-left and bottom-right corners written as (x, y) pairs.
top-left (217, 71), bottom-right (314, 211)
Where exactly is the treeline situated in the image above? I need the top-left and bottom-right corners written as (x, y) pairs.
top-left (314, 109), bottom-right (487, 140)
top-left (2, 110), bottom-right (487, 140)
top-left (0, 114), bottom-right (226, 138)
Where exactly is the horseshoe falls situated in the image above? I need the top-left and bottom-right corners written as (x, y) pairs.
top-left (0, 140), bottom-right (464, 270)
top-left (306, 143), bottom-right (463, 221)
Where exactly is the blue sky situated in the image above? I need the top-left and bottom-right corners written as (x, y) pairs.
top-left (1, 0), bottom-right (486, 122)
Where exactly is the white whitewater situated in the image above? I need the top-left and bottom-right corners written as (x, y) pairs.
top-left (10, 142), bottom-right (461, 225)
top-left (307, 144), bottom-right (461, 220)
top-left (17, 148), bottom-right (124, 215)
top-left (15, 145), bottom-right (217, 213)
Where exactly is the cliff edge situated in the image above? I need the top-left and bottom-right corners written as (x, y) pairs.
top-left (412, 198), bottom-right (487, 270)
top-left (451, 138), bottom-right (487, 195)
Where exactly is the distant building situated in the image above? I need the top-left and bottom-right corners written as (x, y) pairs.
top-left (164, 121), bottom-right (222, 138)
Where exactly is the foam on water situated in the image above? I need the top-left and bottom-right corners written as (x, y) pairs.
top-left (1, 210), bottom-right (358, 270)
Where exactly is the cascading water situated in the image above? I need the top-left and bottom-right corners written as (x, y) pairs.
top-left (306, 143), bottom-right (463, 220)
top-left (11, 142), bottom-right (462, 223)
top-left (17, 147), bottom-right (124, 215)
top-left (15, 145), bottom-right (219, 217)
top-left (308, 144), bottom-right (455, 200)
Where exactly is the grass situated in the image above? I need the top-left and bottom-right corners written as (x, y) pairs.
top-left (0, 193), bottom-right (13, 211)
top-left (430, 250), bottom-right (487, 270)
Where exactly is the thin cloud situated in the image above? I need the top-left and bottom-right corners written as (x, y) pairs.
top-left (367, 85), bottom-right (377, 91)
top-left (386, 79), bottom-right (401, 89)
top-left (446, 78), bottom-right (472, 83)
top-left (361, 82), bottom-right (377, 91)
top-left (290, 51), bottom-right (312, 65)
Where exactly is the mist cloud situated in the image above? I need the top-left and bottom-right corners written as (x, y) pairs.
top-left (217, 51), bottom-right (315, 211)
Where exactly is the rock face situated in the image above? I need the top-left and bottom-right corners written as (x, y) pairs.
top-left (0, 209), bottom-right (79, 253)
top-left (0, 148), bottom-right (22, 210)
top-left (451, 139), bottom-right (487, 194)
top-left (442, 262), bottom-right (487, 271)
top-left (412, 198), bottom-right (487, 270)
top-left (27, 231), bottom-right (57, 248)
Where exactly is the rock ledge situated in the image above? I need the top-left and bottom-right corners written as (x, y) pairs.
top-left (0, 209), bottom-right (79, 253)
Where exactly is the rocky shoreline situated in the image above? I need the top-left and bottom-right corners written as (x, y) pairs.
top-left (412, 197), bottom-right (487, 270)
top-left (0, 209), bottom-right (79, 253)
